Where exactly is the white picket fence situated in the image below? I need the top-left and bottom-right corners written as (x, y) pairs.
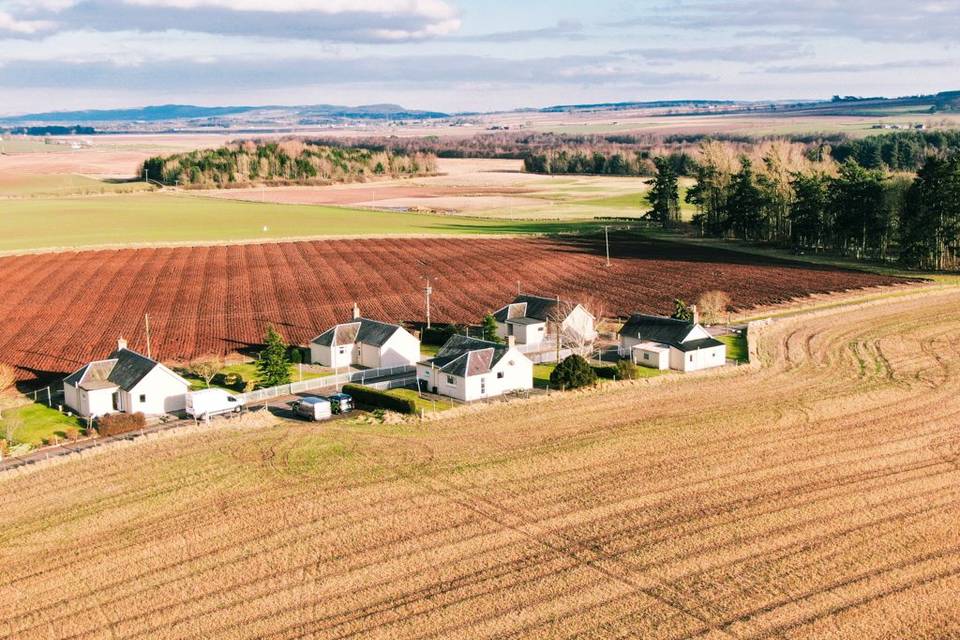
top-left (239, 365), bottom-right (415, 403)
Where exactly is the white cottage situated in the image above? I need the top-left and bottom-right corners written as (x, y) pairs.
top-left (618, 314), bottom-right (726, 372)
top-left (492, 294), bottom-right (596, 348)
top-left (417, 335), bottom-right (533, 402)
top-left (310, 307), bottom-right (419, 370)
top-left (63, 339), bottom-right (190, 417)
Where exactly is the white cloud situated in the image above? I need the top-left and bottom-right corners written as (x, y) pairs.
top-left (0, 10), bottom-right (56, 33)
top-left (121, 0), bottom-right (457, 19)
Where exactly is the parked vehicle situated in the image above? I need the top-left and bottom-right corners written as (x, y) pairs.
top-left (328, 392), bottom-right (353, 414)
top-left (291, 396), bottom-right (332, 421)
top-left (186, 388), bottom-right (245, 419)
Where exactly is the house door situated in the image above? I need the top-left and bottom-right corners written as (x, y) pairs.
top-left (112, 391), bottom-right (121, 411)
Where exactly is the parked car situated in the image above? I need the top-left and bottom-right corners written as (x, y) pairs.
top-left (186, 388), bottom-right (245, 419)
top-left (328, 392), bottom-right (353, 414)
top-left (291, 396), bottom-right (332, 421)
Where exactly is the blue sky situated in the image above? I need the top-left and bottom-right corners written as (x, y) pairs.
top-left (0, 0), bottom-right (958, 114)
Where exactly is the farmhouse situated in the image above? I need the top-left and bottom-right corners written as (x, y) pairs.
top-left (492, 294), bottom-right (596, 348)
top-left (63, 339), bottom-right (190, 418)
top-left (618, 314), bottom-right (726, 372)
top-left (417, 335), bottom-right (533, 402)
top-left (310, 305), bottom-right (420, 369)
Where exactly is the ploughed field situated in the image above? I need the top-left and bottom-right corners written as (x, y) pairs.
top-left (2, 287), bottom-right (959, 638)
top-left (0, 237), bottom-right (905, 380)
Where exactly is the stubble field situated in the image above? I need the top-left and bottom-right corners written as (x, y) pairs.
top-left (1, 286), bottom-right (958, 638)
top-left (0, 236), bottom-right (906, 380)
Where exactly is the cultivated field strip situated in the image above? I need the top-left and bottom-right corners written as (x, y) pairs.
top-left (2, 288), bottom-right (960, 638)
top-left (0, 237), bottom-right (906, 380)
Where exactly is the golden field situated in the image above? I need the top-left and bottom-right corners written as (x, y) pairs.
top-left (1, 286), bottom-right (959, 639)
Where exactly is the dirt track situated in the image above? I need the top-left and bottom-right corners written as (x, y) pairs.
top-left (1, 286), bottom-right (959, 638)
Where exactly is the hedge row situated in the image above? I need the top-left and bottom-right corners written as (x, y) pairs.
top-left (341, 384), bottom-right (417, 415)
top-left (96, 412), bottom-right (146, 437)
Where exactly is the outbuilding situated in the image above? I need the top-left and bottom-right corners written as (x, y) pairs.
top-left (417, 335), bottom-right (533, 402)
top-left (618, 314), bottom-right (726, 372)
top-left (63, 339), bottom-right (190, 418)
top-left (310, 305), bottom-right (420, 370)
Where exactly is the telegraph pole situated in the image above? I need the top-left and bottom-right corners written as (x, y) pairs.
top-left (604, 225), bottom-right (611, 267)
top-left (144, 313), bottom-right (152, 359)
top-left (424, 278), bottom-right (433, 329)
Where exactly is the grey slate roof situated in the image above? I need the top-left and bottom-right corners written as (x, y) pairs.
top-left (422, 335), bottom-right (510, 377)
top-left (619, 314), bottom-right (697, 347)
top-left (65, 348), bottom-right (182, 392)
top-left (493, 295), bottom-right (577, 324)
top-left (675, 337), bottom-right (725, 352)
top-left (311, 318), bottom-right (401, 348)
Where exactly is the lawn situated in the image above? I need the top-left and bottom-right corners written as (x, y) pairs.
top-left (718, 332), bottom-right (749, 363)
top-left (532, 363), bottom-right (557, 388)
top-left (386, 387), bottom-right (456, 413)
top-left (0, 193), bottom-right (600, 252)
top-left (178, 362), bottom-right (330, 391)
top-left (4, 403), bottom-right (86, 447)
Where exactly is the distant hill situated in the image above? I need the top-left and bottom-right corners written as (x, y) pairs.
top-left (538, 100), bottom-right (737, 113)
top-left (0, 103), bottom-right (449, 125)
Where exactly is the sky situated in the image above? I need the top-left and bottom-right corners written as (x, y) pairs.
top-left (0, 0), bottom-right (958, 115)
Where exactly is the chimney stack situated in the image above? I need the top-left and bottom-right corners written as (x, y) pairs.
top-left (507, 335), bottom-right (515, 348)
top-left (352, 302), bottom-right (360, 320)
top-left (117, 336), bottom-right (128, 351)
top-left (691, 305), bottom-right (700, 325)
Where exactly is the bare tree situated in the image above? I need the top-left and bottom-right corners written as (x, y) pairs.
top-left (188, 356), bottom-right (224, 388)
top-left (696, 290), bottom-right (732, 325)
top-left (554, 298), bottom-right (605, 359)
top-left (0, 363), bottom-right (21, 446)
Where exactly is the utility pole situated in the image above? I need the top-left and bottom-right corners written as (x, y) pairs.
top-left (424, 278), bottom-right (433, 329)
top-left (604, 225), bottom-right (611, 267)
top-left (144, 168), bottom-right (148, 185)
top-left (144, 313), bottom-right (152, 359)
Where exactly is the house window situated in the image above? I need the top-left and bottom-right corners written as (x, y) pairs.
top-left (688, 355), bottom-right (693, 363)
top-left (537, 326), bottom-right (544, 332)
top-left (139, 394), bottom-right (146, 403)
top-left (446, 375), bottom-right (455, 385)
top-left (480, 378), bottom-right (486, 394)
top-left (497, 371), bottom-right (504, 379)
top-left (338, 347), bottom-right (345, 354)
top-left (422, 370), bottom-right (430, 377)
top-left (643, 353), bottom-right (650, 361)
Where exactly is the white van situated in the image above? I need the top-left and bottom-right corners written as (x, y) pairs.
top-left (291, 396), bottom-right (332, 421)
top-left (186, 388), bottom-right (245, 419)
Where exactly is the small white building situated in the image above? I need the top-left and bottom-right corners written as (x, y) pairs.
top-left (63, 339), bottom-right (190, 418)
top-left (416, 335), bottom-right (533, 402)
top-left (310, 307), bottom-right (419, 370)
top-left (618, 314), bottom-right (726, 372)
top-left (492, 294), bottom-right (596, 348)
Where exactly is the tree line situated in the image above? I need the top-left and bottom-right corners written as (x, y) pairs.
top-left (645, 140), bottom-right (960, 270)
top-left (140, 140), bottom-right (437, 188)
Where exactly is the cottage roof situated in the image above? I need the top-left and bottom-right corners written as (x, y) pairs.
top-left (311, 317), bottom-right (402, 348)
top-left (492, 295), bottom-right (579, 324)
top-left (422, 335), bottom-right (510, 377)
top-left (619, 314), bottom-right (723, 351)
top-left (65, 348), bottom-right (183, 392)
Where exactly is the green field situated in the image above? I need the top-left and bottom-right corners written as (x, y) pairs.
top-left (177, 362), bottom-right (330, 391)
top-left (0, 193), bottom-right (599, 252)
top-left (0, 174), bottom-right (155, 198)
top-left (717, 333), bottom-right (748, 363)
top-left (386, 388), bottom-right (456, 413)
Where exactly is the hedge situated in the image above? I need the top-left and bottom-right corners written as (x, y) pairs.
top-left (96, 412), bottom-right (146, 437)
top-left (341, 384), bottom-right (417, 415)
top-left (592, 365), bottom-right (618, 379)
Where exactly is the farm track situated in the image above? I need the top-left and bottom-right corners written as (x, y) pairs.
top-left (2, 287), bottom-right (960, 638)
top-left (0, 236), bottom-right (907, 381)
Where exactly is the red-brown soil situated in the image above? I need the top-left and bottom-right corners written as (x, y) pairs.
top-left (0, 237), bottom-right (909, 380)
